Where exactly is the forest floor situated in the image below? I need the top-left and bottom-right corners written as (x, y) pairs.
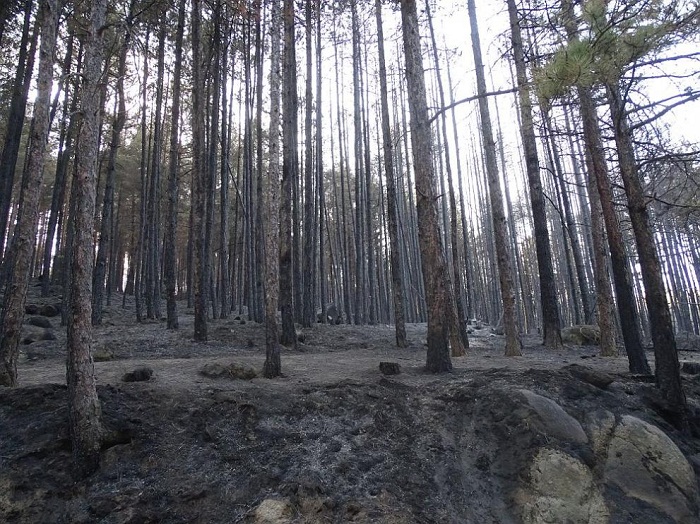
top-left (3, 284), bottom-right (700, 523)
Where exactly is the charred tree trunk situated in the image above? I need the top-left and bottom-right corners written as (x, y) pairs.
top-left (400, 0), bottom-right (452, 372)
top-left (164, 0), bottom-right (186, 329)
top-left (67, 0), bottom-right (106, 478)
top-left (0, 0), bottom-right (59, 386)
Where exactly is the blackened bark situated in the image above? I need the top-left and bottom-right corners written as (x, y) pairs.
top-left (400, 0), bottom-right (452, 372)
top-left (507, 0), bottom-right (562, 349)
top-left (192, 0), bottom-right (207, 341)
top-left (164, 0), bottom-right (186, 330)
top-left (608, 82), bottom-right (686, 421)
top-left (280, 0), bottom-right (297, 348)
top-left (468, 0), bottom-right (522, 356)
top-left (0, 0), bottom-right (37, 261)
top-left (0, 0), bottom-right (59, 387)
top-left (375, 0), bottom-right (407, 348)
top-left (263, 0), bottom-right (282, 378)
top-left (92, 30), bottom-right (129, 325)
top-left (68, 0), bottom-right (106, 478)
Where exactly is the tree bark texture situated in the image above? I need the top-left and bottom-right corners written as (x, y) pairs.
top-left (68, 0), bottom-right (106, 478)
top-left (0, 0), bottom-right (59, 387)
top-left (468, 0), bottom-right (522, 356)
top-left (400, 0), bottom-right (452, 372)
top-left (507, 0), bottom-right (562, 349)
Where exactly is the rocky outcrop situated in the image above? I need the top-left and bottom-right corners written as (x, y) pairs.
top-left (561, 325), bottom-right (601, 345)
top-left (506, 392), bottom-right (699, 523)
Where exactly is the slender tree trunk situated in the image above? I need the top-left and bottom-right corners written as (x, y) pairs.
top-left (302, 0), bottom-right (315, 328)
top-left (0, 0), bottom-right (36, 262)
top-left (192, 0), bottom-right (207, 341)
top-left (164, 0), bottom-right (185, 329)
top-left (263, 0), bottom-right (282, 378)
top-left (507, 0), bottom-right (562, 348)
top-left (92, 29), bottom-right (129, 325)
top-left (316, 1), bottom-right (326, 324)
top-left (148, 20), bottom-right (166, 320)
top-left (559, 1), bottom-right (649, 373)
top-left (42, 34), bottom-right (77, 296)
top-left (280, 0), bottom-right (297, 347)
top-left (468, 0), bottom-right (522, 356)
top-left (0, 0), bottom-right (59, 386)
top-left (376, 0), bottom-right (407, 347)
top-left (68, 0), bottom-right (105, 478)
top-left (607, 82), bottom-right (686, 420)
top-left (400, 0), bottom-right (452, 372)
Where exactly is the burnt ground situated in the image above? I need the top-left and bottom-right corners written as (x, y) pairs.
top-left (3, 290), bottom-right (700, 523)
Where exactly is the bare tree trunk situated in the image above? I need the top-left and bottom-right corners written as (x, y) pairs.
top-left (468, 0), bottom-right (521, 356)
top-left (92, 28), bottom-right (129, 325)
top-left (68, 0), bottom-right (105, 477)
top-left (164, 0), bottom-right (185, 330)
top-left (302, 0), bottom-right (315, 328)
top-left (506, 0), bottom-right (562, 349)
top-left (42, 34), bottom-right (78, 296)
top-left (376, 0), bottom-right (407, 348)
top-left (280, 0), bottom-right (297, 348)
top-left (0, 0), bottom-right (59, 386)
top-left (192, 0), bottom-right (207, 341)
top-left (0, 0), bottom-right (36, 261)
top-left (607, 82), bottom-right (686, 422)
top-left (400, 0), bottom-right (452, 372)
top-left (263, 0), bottom-right (282, 378)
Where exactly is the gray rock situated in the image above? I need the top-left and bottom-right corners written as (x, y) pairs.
top-left (518, 389), bottom-right (588, 444)
top-left (122, 367), bottom-right (154, 382)
top-left (562, 325), bottom-right (600, 346)
top-left (566, 364), bottom-right (615, 389)
top-left (517, 448), bottom-right (609, 524)
top-left (39, 304), bottom-right (60, 317)
top-left (603, 415), bottom-right (699, 522)
top-left (25, 316), bottom-right (52, 329)
top-left (379, 362), bottom-right (401, 375)
top-left (254, 498), bottom-right (292, 524)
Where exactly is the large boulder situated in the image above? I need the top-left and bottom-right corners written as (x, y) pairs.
top-left (517, 448), bottom-right (609, 524)
top-left (562, 325), bottom-right (601, 346)
top-left (518, 389), bottom-right (588, 444)
top-left (599, 414), bottom-right (699, 522)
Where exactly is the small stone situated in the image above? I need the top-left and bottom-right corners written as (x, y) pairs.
top-left (40, 330), bottom-right (56, 341)
top-left (199, 363), bottom-right (227, 378)
top-left (25, 315), bottom-right (52, 328)
top-left (25, 304), bottom-right (39, 315)
top-left (565, 364), bottom-right (615, 389)
top-left (122, 367), bottom-right (154, 382)
top-left (39, 304), bottom-right (60, 317)
top-left (379, 362), bottom-right (401, 375)
top-left (254, 498), bottom-right (292, 524)
top-left (93, 349), bottom-right (114, 362)
top-left (681, 361), bottom-right (700, 375)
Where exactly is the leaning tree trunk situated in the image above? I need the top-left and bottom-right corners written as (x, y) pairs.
top-left (0, 0), bottom-right (36, 262)
top-left (68, 0), bottom-right (106, 478)
top-left (607, 81), bottom-right (686, 422)
top-left (468, 0), bottom-right (522, 356)
top-left (560, 0), bottom-right (649, 373)
top-left (0, 0), bottom-right (59, 387)
top-left (375, 0), bottom-right (407, 348)
top-left (506, 0), bottom-right (562, 349)
top-left (263, 0), bottom-right (282, 378)
top-left (400, 0), bottom-right (453, 372)
top-left (164, 0), bottom-right (185, 330)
